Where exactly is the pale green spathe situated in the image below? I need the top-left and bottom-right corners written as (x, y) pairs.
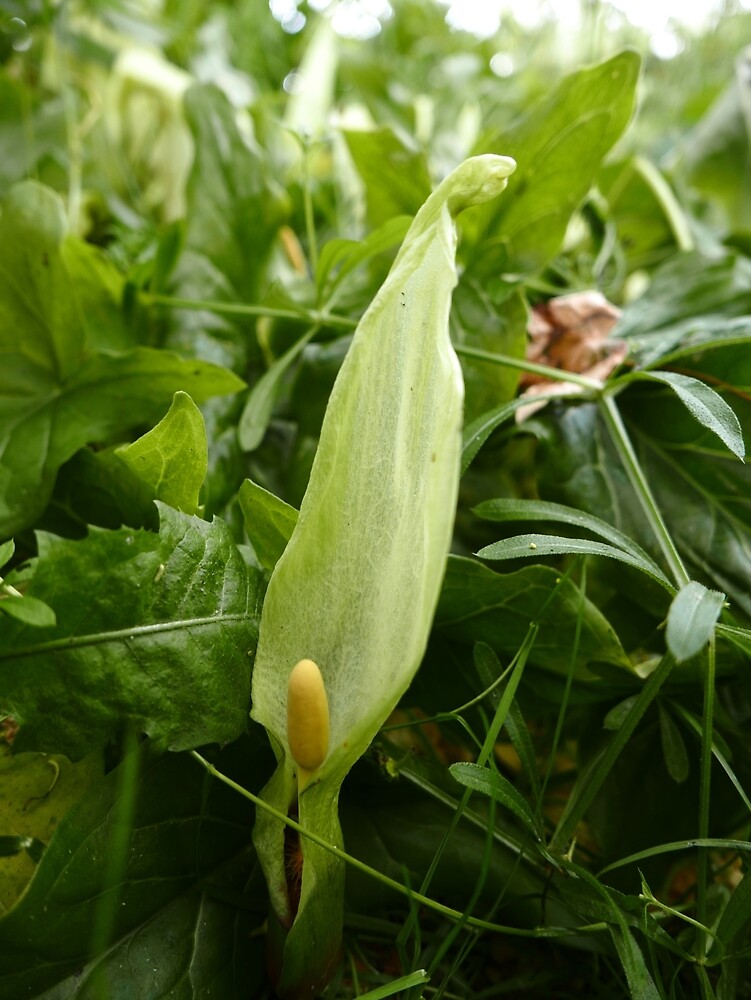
top-left (250, 154), bottom-right (516, 997)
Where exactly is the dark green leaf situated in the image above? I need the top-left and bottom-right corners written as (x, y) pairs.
top-left (238, 479), bottom-right (298, 571)
top-left (550, 654), bottom-right (676, 850)
top-left (536, 401), bottom-right (751, 618)
top-left (615, 250), bottom-right (751, 343)
top-left (0, 505), bottom-right (262, 758)
top-left (461, 390), bottom-right (569, 474)
top-left (436, 556), bottom-right (631, 678)
top-left (630, 315), bottom-right (751, 370)
top-left (712, 869), bottom-right (751, 961)
top-left (666, 580), bottom-right (725, 663)
top-left (453, 283), bottom-right (528, 422)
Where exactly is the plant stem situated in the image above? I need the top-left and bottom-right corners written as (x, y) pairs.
top-left (143, 293), bottom-right (358, 330)
top-left (696, 633), bottom-right (717, 960)
top-left (455, 345), bottom-right (604, 390)
top-left (599, 393), bottom-right (690, 589)
top-left (302, 142), bottom-right (319, 276)
top-left (189, 751), bottom-right (606, 941)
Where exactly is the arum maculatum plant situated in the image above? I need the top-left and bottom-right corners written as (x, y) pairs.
top-left (250, 153), bottom-right (516, 998)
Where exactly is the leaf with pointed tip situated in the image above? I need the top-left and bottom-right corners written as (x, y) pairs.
top-left (238, 479), bottom-right (298, 571)
top-left (116, 391), bottom-right (208, 515)
top-left (628, 371), bottom-right (745, 461)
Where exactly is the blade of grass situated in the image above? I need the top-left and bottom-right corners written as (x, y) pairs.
top-left (598, 838), bottom-right (751, 877)
top-left (356, 969), bottom-right (430, 999)
top-left (549, 652), bottom-right (676, 853)
top-left (697, 633), bottom-right (717, 960)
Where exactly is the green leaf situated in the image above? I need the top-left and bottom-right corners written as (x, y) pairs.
top-left (0, 181), bottom-right (245, 539)
top-left (436, 556), bottom-right (631, 677)
top-left (449, 762), bottom-right (540, 836)
top-left (238, 479), bottom-right (298, 571)
top-left (238, 326), bottom-right (317, 452)
top-left (0, 505), bottom-right (261, 759)
top-left (0, 539), bottom-right (13, 569)
top-left (116, 391), bottom-right (208, 515)
top-left (356, 970), bottom-right (430, 1000)
top-left (0, 743), bottom-right (263, 998)
top-left (474, 497), bottom-right (670, 568)
top-left (628, 371), bottom-right (745, 461)
top-left (167, 84), bottom-right (287, 328)
top-left (343, 127), bottom-right (432, 227)
top-left (477, 533), bottom-right (673, 589)
top-left (473, 50), bottom-right (641, 273)
top-left (0, 594), bottom-right (56, 627)
top-left (665, 580), bottom-right (725, 664)
top-left (681, 48), bottom-right (751, 232)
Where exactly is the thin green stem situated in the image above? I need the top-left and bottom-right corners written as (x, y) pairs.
top-left (599, 393), bottom-right (690, 588)
top-left (455, 345), bottom-right (604, 390)
top-left (697, 633), bottom-right (717, 960)
top-left (633, 156), bottom-right (695, 254)
top-left (189, 751), bottom-right (604, 941)
top-left (639, 890), bottom-right (718, 945)
top-left (539, 561), bottom-right (585, 819)
top-left (302, 143), bottom-right (319, 275)
top-left (143, 293), bottom-right (358, 331)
